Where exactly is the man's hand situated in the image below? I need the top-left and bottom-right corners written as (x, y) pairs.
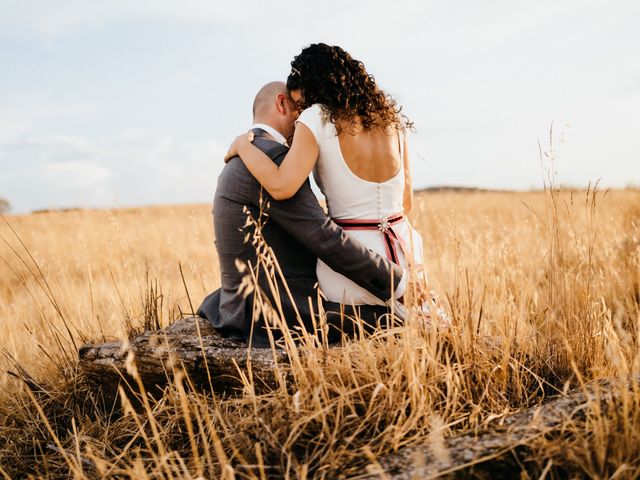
top-left (224, 131), bottom-right (254, 163)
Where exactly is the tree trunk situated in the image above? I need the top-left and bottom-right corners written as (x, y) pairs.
top-left (79, 319), bottom-right (632, 477)
top-left (78, 316), bottom-right (288, 398)
top-left (361, 378), bottom-right (630, 479)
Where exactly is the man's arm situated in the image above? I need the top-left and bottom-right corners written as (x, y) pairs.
top-left (261, 146), bottom-right (404, 302)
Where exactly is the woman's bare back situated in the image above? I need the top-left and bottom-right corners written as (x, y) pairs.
top-left (337, 124), bottom-right (402, 183)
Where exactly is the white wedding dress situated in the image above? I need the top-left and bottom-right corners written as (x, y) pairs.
top-left (296, 104), bottom-right (426, 306)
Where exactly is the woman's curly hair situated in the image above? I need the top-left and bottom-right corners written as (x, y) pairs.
top-left (286, 43), bottom-right (413, 134)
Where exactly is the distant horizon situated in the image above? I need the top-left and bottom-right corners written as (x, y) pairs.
top-left (2, 183), bottom-right (637, 216)
top-left (1, 1), bottom-right (639, 214)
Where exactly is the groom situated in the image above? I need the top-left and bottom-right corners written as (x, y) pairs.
top-left (197, 81), bottom-right (406, 347)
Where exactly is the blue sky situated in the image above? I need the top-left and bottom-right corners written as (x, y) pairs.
top-left (1, 0), bottom-right (639, 213)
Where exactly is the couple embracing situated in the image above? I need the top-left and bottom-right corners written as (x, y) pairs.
top-left (198, 43), bottom-right (445, 347)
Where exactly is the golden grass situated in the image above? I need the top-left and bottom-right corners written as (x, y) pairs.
top-left (0, 186), bottom-right (639, 478)
top-left (0, 204), bottom-right (218, 382)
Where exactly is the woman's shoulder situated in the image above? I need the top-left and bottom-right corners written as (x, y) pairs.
top-left (296, 104), bottom-right (333, 141)
top-left (299, 103), bottom-right (329, 122)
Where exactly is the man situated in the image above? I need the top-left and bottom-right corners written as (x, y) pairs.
top-left (197, 81), bottom-right (406, 347)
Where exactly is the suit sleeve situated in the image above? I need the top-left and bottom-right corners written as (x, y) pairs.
top-left (262, 150), bottom-right (404, 301)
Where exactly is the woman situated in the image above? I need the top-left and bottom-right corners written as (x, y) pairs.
top-left (226, 43), bottom-right (433, 312)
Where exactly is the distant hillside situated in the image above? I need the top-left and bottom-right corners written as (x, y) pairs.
top-left (417, 185), bottom-right (640, 194)
top-left (416, 186), bottom-right (511, 193)
top-left (32, 207), bottom-right (83, 214)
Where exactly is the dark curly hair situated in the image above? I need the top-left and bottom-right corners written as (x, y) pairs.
top-left (286, 43), bottom-right (412, 134)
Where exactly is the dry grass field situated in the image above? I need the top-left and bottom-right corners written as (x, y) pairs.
top-left (0, 187), bottom-right (639, 478)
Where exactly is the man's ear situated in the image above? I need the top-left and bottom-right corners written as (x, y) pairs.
top-left (275, 93), bottom-right (287, 115)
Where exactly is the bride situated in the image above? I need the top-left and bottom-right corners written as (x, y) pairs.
top-left (225, 43), bottom-right (435, 315)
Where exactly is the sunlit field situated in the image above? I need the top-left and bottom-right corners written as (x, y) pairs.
top-left (1, 187), bottom-right (639, 478)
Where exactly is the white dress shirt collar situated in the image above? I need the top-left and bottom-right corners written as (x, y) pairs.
top-left (251, 123), bottom-right (288, 146)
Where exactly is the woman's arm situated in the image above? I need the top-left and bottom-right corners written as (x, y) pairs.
top-left (401, 133), bottom-right (413, 213)
top-left (224, 124), bottom-right (319, 200)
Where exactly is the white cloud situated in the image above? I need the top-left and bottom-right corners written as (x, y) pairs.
top-left (0, 132), bottom-right (114, 210)
top-left (0, 0), bottom-right (259, 39)
top-left (42, 160), bottom-right (111, 191)
top-left (0, 100), bottom-right (54, 138)
top-left (137, 136), bottom-right (226, 203)
top-left (1, 0), bottom-right (638, 212)
top-left (0, 133), bottom-right (99, 179)
top-left (3, 134), bottom-right (97, 162)
top-left (0, 121), bottom-right (228, 211)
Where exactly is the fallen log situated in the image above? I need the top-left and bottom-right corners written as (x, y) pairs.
top-left (79, 319), bottom-right (634, 477)
top-left (360, 377), bottom-right (632, 479)
top-left (78, 316), bottom-right (288, 397)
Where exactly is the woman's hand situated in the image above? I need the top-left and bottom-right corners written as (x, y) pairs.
top-left (220, 123), bottom-right (318, 200)
top-left (224, 131), bottom-right (254, 163)
top-left (404, 277), bottom-right (430, 306)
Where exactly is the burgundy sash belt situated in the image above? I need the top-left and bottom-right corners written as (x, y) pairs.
top-left (334, 213), bottom-right (406, 265)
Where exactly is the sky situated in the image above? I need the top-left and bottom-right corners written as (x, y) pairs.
top-left (0, 0), bottom-right (638, 213)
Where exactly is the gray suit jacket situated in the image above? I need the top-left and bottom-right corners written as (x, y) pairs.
top-left (197, 129), bottom-right (403, 346)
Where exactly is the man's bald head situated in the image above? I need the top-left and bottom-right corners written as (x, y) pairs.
top-left (251, 81), bottom-right (299, 143)
top-left (252, 81), bottom-right (289, 119)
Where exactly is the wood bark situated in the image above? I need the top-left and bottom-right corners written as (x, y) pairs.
top-left (79, 319), bottom-right (632, 477)
top-left (78, 316), bottom-right (288, 396)
top-left (360, 378), bottom-right (630, 479)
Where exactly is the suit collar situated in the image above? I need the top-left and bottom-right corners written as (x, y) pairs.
top-left (251, 123), bottom-right (288, 146)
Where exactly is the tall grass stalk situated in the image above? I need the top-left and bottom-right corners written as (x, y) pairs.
top-left (0, 186), bottom-right (638, 478)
